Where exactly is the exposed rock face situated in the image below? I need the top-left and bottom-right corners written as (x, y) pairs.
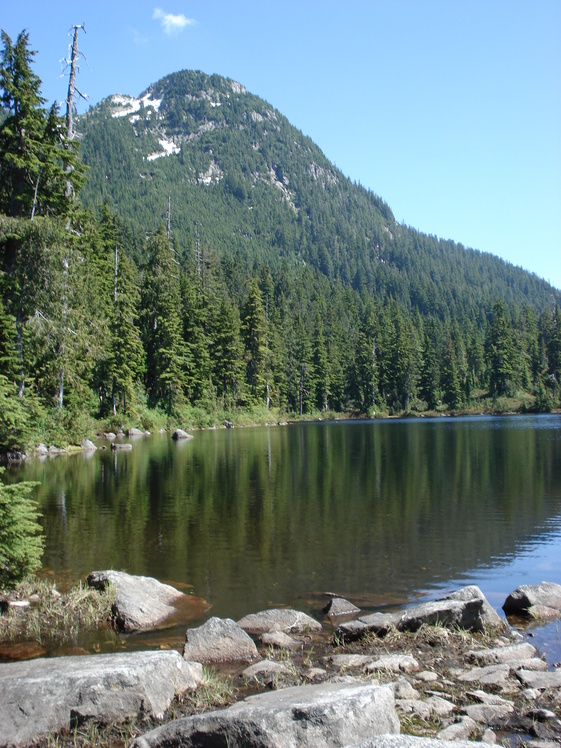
top-left (0, 651), bottom-right (202, 747)
top-left (87, 570), bottom-right (184, 632)
top-left (503, 582), bottom-right (561, 619)
top-left (131, 681), bottom-right (400, 748)
top-left (237, 608), bottom-right (322, 635)
top-left (183, 616), bottom-right (258, 663)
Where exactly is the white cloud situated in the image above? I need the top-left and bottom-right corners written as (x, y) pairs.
top-left (153, 8), bottom-right (195, 35)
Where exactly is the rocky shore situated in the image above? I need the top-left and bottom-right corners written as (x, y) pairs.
top-left (1, 575), bottom-right (560, 747)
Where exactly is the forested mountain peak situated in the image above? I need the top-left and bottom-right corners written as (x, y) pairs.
top-left (78, 69), bottom-right (557, 323)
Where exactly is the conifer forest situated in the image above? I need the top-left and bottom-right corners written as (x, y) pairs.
top-left (1, 30), bottom-right (560, 453)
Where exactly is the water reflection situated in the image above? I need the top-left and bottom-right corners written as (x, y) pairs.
top-left (7, 415), bottom-right (561, 625)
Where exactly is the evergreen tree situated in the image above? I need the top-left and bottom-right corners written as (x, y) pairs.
top-left (141, 226), bottom-right (185, 413)
top-left (486, 300), bottom-right (517, 396)
top-left (0, 31), bottom-right (84, 219)
top-left (0, 467), bottom-right (43, 588)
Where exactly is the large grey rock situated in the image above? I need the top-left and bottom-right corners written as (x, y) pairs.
top-left (111, 441), bottom-right (132, 450)
top-left (87, 570), bottom-right (183, 632)
top-left (397, 598), bottom-right (484, 632)
top-left (323, 596), bottom-right (361, 618)
top-left (132, 681), bottom-right (399, 747)
top-left (439, 586), bottom-right (503, 627)
top-left (503, 582), bottom-right (561, 618)
top-left (0, 650), bottom-right (202, 747)
top-left (237, 608), bottom-right (322, 635)
top-left (183, 616), bottom-right (258, 663)
top-left (468, 642), bottom-right (537, 665)
top-left (172, 429), bottom-right (193, 440)
top-left (437, 716), bottom-right (479, 741)
top-left (515, 669), bottom-right (561, 689)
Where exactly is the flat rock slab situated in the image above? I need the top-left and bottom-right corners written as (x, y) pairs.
top-left (87, 570), bottom-right (184, 632)
top-left (358, 739), bottom-right (487, 748)
top-left (183, 616), bottom-right (258, 663)
top-left (242, 660), bottom-right (293, 684)
top-left (0, 650), bottom-right (202, 747)
top-left (132, 681), bottom-right (399, 748)
top-left (516, 669), bottom-right (561, 689)
top-left (464, 703), bottom-right (514, 723)
top-left (260, 631), bottom-right (302, 651)
top-left (503, 582), bottom-right (561, 618)
top-left (468, 642), bottom-right (537, 665)
top-left (366, 654), bottom-right (420, 674)
top-left (237, 608), bottom-right (322, 635)
top-left (457, 663), bottom-right (512, 685)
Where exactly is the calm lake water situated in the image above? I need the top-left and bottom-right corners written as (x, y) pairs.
top-left (6, 414), bottom-right (561, 659)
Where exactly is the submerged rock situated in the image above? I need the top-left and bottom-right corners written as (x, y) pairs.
top-left (172, 429), bottom-right (193, 440)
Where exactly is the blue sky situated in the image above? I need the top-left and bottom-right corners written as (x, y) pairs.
top-left (3, 1), bottom-right (560, 289)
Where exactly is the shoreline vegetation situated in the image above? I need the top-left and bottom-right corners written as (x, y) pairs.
top-left (2, 394), bottom-right (560, 461)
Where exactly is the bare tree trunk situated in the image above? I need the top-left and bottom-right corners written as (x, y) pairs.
top-left (64, 24), bottom-right (86, 198)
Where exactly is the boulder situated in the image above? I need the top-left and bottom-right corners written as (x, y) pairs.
top-left (439, 586), bottom-right (503, 627)
top-left (183, 617), bottom-right (258, 663)
top-left (503, 582), bottom-right (561, 619)
top-left (172, 429), bottom-right (193, 440)
top-left (111, 441), bottom-right (132, 451)
top-left (397, 598), bottom-right (484, 633)
top-left (87, 570), bottom-right (184, 632)
top-left (127, 427), bottom-right (144, 436)
top-left (335, 611), bottom-right (401, 642)
top-left (35, 443), bottom-right (49, 455)
top-left (237, 608), bottom-right (322, 635)
top-left (323, 596), bottom-right (361, 618)
top-left (131, 681), bottom-right (399, 748)
top-left (81, 439), bottom-right (97, 451)
top-left (0, 650), bottom-right (202, 747)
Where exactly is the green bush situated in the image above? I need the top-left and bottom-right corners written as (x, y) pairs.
top-left (0, 468), bottom-right (43, 589)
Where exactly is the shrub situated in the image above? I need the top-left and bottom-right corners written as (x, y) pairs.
top-left (0, 468), bottom-right (43, 589)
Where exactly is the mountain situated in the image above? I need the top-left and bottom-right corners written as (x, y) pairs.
top-left (77, 70), bottom-right (559, 321)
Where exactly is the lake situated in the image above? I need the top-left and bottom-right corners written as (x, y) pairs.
top-left (6, 414), bottom-right (561, 660)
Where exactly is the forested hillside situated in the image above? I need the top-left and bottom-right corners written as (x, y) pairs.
top-left (1, 35), bottom-right (560, 453)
